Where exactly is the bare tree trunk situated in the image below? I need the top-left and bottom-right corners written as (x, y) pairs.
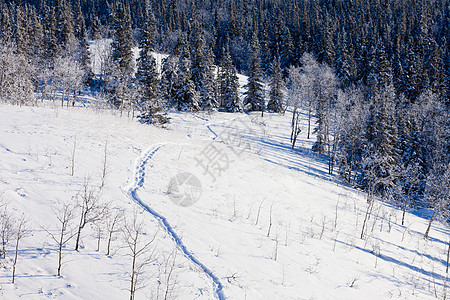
top-left (72, 89), bottom-right (77, 107)
top-left (424, 205), bottom-right (440, 239)
top-left (106, 208), bottom-right (122, 256)
top-left (267, 204), bottom-right (273, 237)
top-left (58, 225), bottom-right (64, 276)
top-left (328, 135), bottom-right (338, 175)
top-left (75, 220), bottom-right (84, 252)
top-left (12, 215), bottom-right (30, 284)
top-left (44, 203), bottom-right (76, 277)
top-left (12, 236), bottom-right (19, 283)
top-left (446, 237), bottom-right (450, 274)
top-left (61, 87), bottom-right (65, 107)
top-left (402, 184), bottom-right (413, 226)
top-left (107, 230), bottom-right (113, 256)
top-left (307, 97), bottom-right (312, 139)
top-left (71, 138), bottom-right (76, 176)
top-left (361, 188), bottom-right (375, 239)
top-left (101, 139), bottom-right (108, 188)
top-left (130, 232), bottom-right (137, 300)
top-left (124, 212), bottom-right (157, 300)
top-left (164, 255), bottom-right (176, 300)
top-left (67, 87), bottom-right (70, 108)
top-left (290, 107), bottom-right (296, 143)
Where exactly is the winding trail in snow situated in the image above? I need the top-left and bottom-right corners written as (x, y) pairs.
top-left (206, 124), bottom-right (218, 140)
top-left (123, 144), bottom-right (226, 300)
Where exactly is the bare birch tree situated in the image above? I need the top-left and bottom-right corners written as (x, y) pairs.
top-left (45, 202), bottom-right (77, 276)
top-left (75, 177), bottom-right (106, 251)
top-left (123, 210), bottom-right (158, 300)
top-left (12, 214), bottom-right (32, 283)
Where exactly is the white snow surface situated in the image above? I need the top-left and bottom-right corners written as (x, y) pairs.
top-left (0, 102), bottom-right (449, 300)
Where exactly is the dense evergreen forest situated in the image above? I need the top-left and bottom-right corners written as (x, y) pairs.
top-left (0, 0), bottom-right (449, 215)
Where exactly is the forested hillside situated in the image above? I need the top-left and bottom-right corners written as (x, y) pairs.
top-left (0, 0), bottom-right (449, 225)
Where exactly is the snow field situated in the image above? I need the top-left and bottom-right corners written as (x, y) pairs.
top-left (0, 103), bottom-right (449, 299)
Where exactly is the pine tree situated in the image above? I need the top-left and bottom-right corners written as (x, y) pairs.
top-left (43, 5), bottom-right (58, 62)
top-left (336, 31), bottom-right (357, 88)
top-left (403, 47), bottom-right (423, 103)
top-left (74, 0), bottom-right (92, 83)
top-left (270, 15), bottom-right (294, 71)
top-left (423, 36), bottom-right (445, 96)
top-left (14, 5), bottom-right (29, 58)
top-left (355, 30), bottom-right (374, 86)
top-left (218, 46), bottom-right (241, 112)
top-left (190, 29), bottom-right (217, 111)
top-left (30, 7), bottom-right (44, 62)
top-left (160, 37), bottom-right (188, 108)
top-left (0, 4), bottom-right (13, 43)
top-left (392, 40), bottom-right (405, 96)
top-left (260, 18), bottom-right (271, 75)
top-left (267, 57), bottom-right (284, 113)
top-left (444, 38), bottom-right (450, 107)
top-left (136, 4), bottom-right (164, 124)
top-left (320, 14), bottom-right (335, 67)
top-left (360, 84), bottom-right (399, 196)
top-left (108, 2), bottom-right (135, 113)
top-left (91, 16), bottom-right (102, 40)
top-left (111, 3), bottom-right (134, 77)
top-left (55, 0), bottom-right (75, 53)
top-left (160, 54), bottom-right (179, 108)
top-left (173, 52), bottom-right (200, 111)
top-left (368, 43), bottom-right (393, 93)
top-left (244, 31), bottom-right (264, 111)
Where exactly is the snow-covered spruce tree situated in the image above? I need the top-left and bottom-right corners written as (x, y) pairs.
top-left (173, 52), bottom-right (200, 111)
top-left (55, 0), bottom-right (76, 54)
top-left (160, 54), bottom-right (178, 107)
top-left (160, 36), bottom-right (188, 108)
top-left (444, 39), bottom-right (450, 107)
top-left (135, 6), bottom-right (166, 124)
top-left (218, 45), bottom-right (241, 112)
top-left (14, 5), bottom-right (30, 58)
top-left (43, 5), bottom-right (58, 62)
top-left (368, 44), bottom-right (393, 94)
top-left (319, 13), bottom-right (336, 67)
top-left (403, 47), bottom-right (424, 104)
top-left (91, 16), bottom-right (102, 40)
top-left (334, 31), bottom-right (357, 88)
top-left (359, 85), bottom-right (399, 197)
top-left (108, 2), bottom-right (135, 114)
top-left (73, 0), bottom-right (92, 83)
top-left (244, 31), bottom-right (264, 112)
top-left (358, 45), bottom-right (400, 196)
top-left (30, 8), bottom-right (44, 66)
top-left (396, 95), bottom-right (427, 211)
top-left (270, 16), bottom-right (294, 71)
top-left (111, 3), bottom-right (133, 78)
top-left (190, 29), bottom-right (217, 111)
top-left (267, 57), bottom-right (284, 113)
top-left (0, 4), bottom-right (13, 43)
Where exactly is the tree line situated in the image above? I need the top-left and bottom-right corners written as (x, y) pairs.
top-left (0, 0), bottom-right (449, 215)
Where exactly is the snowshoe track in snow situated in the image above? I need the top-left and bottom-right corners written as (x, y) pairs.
top-left (124, 144), bottom-right (226, 300)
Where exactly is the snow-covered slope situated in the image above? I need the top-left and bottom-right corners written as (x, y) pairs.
top-left (0, 103), bottom-right (449, 299)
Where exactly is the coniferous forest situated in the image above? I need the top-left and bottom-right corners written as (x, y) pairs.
top-left (0, 0), bottom-right (449, 214)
